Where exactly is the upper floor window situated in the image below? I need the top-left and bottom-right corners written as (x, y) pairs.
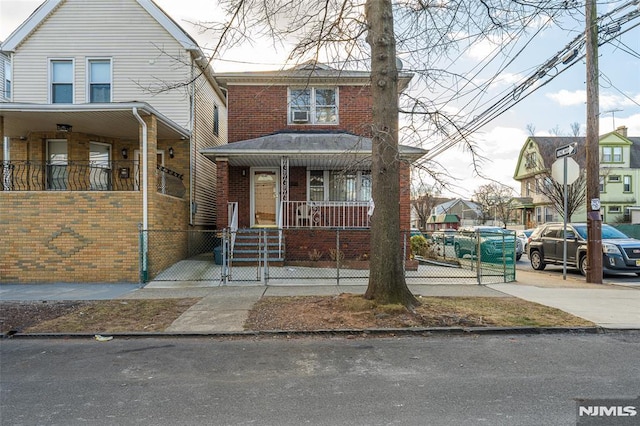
top-left (289, 87), bottom-right (338, 125)
top-left (51, 59), bottom-right (73, 103)
top-left (624, 175), bottom-right (632, 192)
top-left (4, 61), bottom-right (11, 99)
top-left (213, 104), bottom-right (219, 136)
top-left (602, 146), bottom-right (623, 163)
top-left (88, 59), bottom-right (111, 102)
top-left (599, 175), bottom-right (605, 192)
top-left (524, 152), bottom-right (536, 169)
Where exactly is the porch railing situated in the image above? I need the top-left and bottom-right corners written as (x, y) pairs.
top-left (281, 200), bottom-right (371, 228)
top-left (1, 160), bottom-right (185, 198)
top-left (156, 165), bottom-right (186, 198)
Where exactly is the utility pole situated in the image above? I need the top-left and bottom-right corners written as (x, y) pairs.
top-left (585, 0), bottom-right (602, 284)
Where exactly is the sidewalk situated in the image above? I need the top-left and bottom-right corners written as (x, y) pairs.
top-left (1, 270), bottom-right (639, 332)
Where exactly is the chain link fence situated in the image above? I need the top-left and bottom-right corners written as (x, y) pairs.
top-left (141, 228), bottom-right (516, 285)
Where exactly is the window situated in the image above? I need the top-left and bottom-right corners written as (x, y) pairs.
top-left (525, 181), bottom-right (531, 196)
top-left (624, 175), bottom-right (632, 192)
top-left (599, 175), bottom-right (605, 192)
top-left (308, 170), bottom-right (370, 201)
top-left (88, 59), bottom-right (111, 102)
top-left (289, 87), bottom-right (338, 124)
top-left (47, 140), bottom-right (68, 189)
top-left (213, 104), bottom-right (219, 136)
top-left (608, 206), bottom-right (621, 214)
top-left (4, 60), bottom-right (10, 99)
top-left (51, 60), bottom-right (73, 103)
top-left (524, 152), bottom-right (536, 169)
top-left (89, 142), bottom-right (111, 190)
top-left (608, 175), bottom-right (620, 182)
top-left (613, 147), bottom-right (622, 162)
top-left (602, 146), bottom-right (623, 163)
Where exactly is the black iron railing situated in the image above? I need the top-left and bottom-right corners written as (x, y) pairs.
top-left (1, 160), bottom-right (185, 198)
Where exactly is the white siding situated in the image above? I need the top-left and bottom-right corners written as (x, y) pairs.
top-left (192, 72), bottom-right (228, 226)
top-left (11, 0), bottom-right (192, 127)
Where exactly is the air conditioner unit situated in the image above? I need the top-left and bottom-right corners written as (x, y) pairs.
top-left (293, 110), bottom-right (309, 122)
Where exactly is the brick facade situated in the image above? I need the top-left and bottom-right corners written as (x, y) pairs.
top-left (227, 85), bottom-right (373, 142)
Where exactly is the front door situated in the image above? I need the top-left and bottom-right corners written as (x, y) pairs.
top-left (252, 169), bottom-right (278, 227)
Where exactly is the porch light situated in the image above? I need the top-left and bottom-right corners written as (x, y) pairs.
top-left (121, 148), bottom-right (128, 159)
top-left (56, 123), bottom-right (72, 132)
top-left (169, 147), bottom-right (174, 158)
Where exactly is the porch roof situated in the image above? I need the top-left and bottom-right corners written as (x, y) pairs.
top-left (200, 132), bottom-right (428, 167)
top-left (0, 102), bottom-right (191, 140)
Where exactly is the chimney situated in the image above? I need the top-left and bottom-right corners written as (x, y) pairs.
top-left (616, 126), bottom-right (628, 137)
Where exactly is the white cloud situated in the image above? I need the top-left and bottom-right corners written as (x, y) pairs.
top-left (546, 89), bottom-right (586, 106)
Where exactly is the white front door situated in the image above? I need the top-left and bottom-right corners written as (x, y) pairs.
top-left (251, 169), bottom-right (279, 227)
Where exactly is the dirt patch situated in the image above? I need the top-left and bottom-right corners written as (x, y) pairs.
top-left (245, 294), bottom-right (594, 331)
top-left (1, 299), bottom-right (199, 334)
top-left (2, 294), bottom-right (594, 335)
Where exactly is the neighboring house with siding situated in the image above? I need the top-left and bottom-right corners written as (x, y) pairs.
top-left (0, 0), bottom-right (227, 283)
top-left (200, 63), bottom-right (426, 264)
top-left (0, 51), bottom-right (10, 101)
top-left (513, 126), bottom-right (640, 227)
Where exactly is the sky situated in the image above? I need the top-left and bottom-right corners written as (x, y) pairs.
top-left (1, 0), bottom-right (639, 200)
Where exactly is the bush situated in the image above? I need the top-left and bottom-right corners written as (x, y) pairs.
top-left (410, 234), bottom-right (429, 257)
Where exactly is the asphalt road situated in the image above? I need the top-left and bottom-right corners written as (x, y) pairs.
top-left (2, 334), bottom-right (639, 425)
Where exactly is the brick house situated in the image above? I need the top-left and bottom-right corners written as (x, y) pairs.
top-left (0, 0), bottom-right (227, 283)
top-left (201, 63), bottom-right (426, 263)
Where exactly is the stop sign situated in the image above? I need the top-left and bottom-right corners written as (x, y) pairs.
top-left (551, 157), bottom-right (580, 184)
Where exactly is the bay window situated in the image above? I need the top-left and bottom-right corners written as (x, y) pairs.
top-left (308, 170), bottom-right (371, 201)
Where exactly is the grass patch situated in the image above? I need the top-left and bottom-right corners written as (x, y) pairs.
top-left (24, 299), bottom-right (199, 333)
top-left (245, 294), bottom-right (595, 331)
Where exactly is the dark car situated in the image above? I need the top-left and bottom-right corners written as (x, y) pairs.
top-left (527, 222), bottom-right (640, 276)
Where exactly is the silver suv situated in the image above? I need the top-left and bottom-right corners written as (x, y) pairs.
top-left (527, 223), bottom-right (640, 276)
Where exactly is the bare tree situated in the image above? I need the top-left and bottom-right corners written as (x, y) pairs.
top-left (472, 183), bottom-right (516, 227)
top-left (411, 183), bottom-right (441, 230)
top-left (526, 123), bottom-right (536, 136)
top-left (570, 122), bottom-right (581, 136)
top-left (536, 172), bottom-right (587, 221)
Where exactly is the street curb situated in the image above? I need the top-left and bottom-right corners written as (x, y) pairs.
top-left (4, 326), bottom-right (638, 340)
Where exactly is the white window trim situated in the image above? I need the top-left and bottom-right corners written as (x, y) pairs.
top-left (288, 87), bottom-right (339, 125)
top-left (4, 60), bottom-right (11, 100)
top-left (49, 58), bottom-right (75, 104)
top-left (86, 57), bottom-right (113, 103)
top-left (306, 169), bottom-right (371, 202)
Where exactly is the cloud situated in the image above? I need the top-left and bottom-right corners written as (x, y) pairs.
top-left (545, 89), bottom-right (640, 113)
top-left (546, 89), bottom-right (586, 106)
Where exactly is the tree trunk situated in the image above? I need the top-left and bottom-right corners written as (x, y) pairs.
top-left (364, 0), bottom-right (419, 308)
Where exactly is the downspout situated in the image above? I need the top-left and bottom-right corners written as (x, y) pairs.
top-left (189, 56), bottom-right (197, 225)
top-left (3, 136), bottom-right (10, 191)
top-left (132, 107), bottom-right (148, 282)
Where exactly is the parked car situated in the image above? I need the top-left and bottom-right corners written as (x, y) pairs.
top-left (527, 223), bottom-right (640, 276)
top-left (517, 229), bottom-right (535, 256)
top-left (431, 229), bottom-right (456, 245)
top-left (454, 226), bottom-right (521, 262)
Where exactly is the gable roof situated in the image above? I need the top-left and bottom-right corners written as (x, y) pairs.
top-left (214, 62), bottom-right (414, 92)
top-left (1, 0), bottom-right (200, 53)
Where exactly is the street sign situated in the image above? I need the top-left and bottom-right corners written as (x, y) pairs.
top-left (555, 143), bottom-right (577, 158)
top-left (551, 157), bottom-right (580, 184)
